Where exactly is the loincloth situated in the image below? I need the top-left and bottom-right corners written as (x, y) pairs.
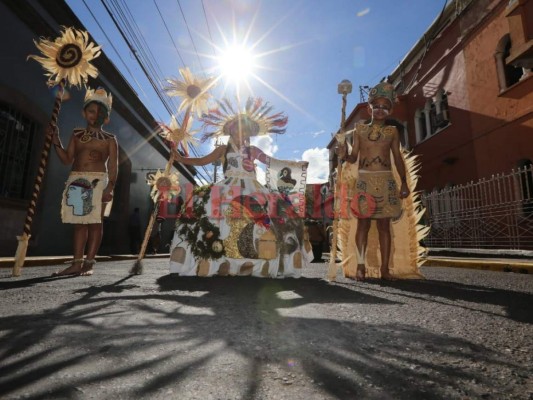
top-left (353, 170), bottom-right (401, 219)
top-left (61, 171), bottom-right (111, 224)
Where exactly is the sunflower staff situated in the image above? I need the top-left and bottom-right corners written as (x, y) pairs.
top-left (13, 27), bottom-right (100, 276)
top-left (130, 67), bottom-right (215, 274)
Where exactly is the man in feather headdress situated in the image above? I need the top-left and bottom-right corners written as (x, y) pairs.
top-left (336, 82), bottom-right (409, 281)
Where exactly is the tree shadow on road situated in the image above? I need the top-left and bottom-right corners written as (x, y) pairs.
top-left (0, 274), bottom-right (525, 400)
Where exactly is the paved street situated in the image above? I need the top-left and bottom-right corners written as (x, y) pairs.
top-left (0, 260), bottom-right (531, 400)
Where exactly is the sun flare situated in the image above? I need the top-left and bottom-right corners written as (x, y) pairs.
top-left (217, 45), bottom-right (256, 83)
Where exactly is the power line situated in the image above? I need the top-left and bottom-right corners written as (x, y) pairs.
top-left (201, 0), bottom-right (217, 57)
top-left (99, 0), bottom-right (212, 184)
top-left (80, 0), bottom-right (163, 121)
top-left (152, 0), bottom-right (187, 66)
top-left (175, 0), bottom-right (207, 74)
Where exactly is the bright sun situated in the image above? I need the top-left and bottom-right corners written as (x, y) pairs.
top-left (217, 45), bottom-right (256, 83)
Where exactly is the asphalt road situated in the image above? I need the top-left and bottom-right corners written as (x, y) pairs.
top-left (0, 260), bottom-right (531, 400)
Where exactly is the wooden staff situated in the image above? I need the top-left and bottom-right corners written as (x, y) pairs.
top-left (130, 108), bottom-right (191, 274)
top-left (13, 80), bottom-right (65, 276)
top-left (327, 82), bottom-right (351, 281)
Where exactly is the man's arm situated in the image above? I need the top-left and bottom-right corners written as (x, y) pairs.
top-left (50, 126), bottom-right (75, 165)
top-left (103, 137), bottom-right (118, 202)
top-left (390, 130), bottom-right (410, 199)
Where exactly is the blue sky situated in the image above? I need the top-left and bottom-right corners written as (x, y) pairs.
top-left (65, 0), bottom-right (449, 184)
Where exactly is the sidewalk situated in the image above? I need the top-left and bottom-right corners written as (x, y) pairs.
top-left (424, 255), bottom-right (533, 274)
top-left (1, 253), bottom-right (531, 274)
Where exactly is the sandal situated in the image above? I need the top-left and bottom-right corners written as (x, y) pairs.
top-left (51, 258), bottom-right (84, 277)
top-left (80, 259), bottom-right (96, 276)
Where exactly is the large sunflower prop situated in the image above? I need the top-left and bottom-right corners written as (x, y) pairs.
top-left (147, 170), bottom-right (181, 203)
top-left (165, 67), bottom-right (216, 117)
top-left (200, 97), bottom-right (288, 142)
top-left (28, 26), bottom-right (101, 88)
top-left (158, 115), bottom-right (197, 157)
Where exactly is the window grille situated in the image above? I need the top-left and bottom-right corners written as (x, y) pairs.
top-left (0, 102), bottom-right (38, 199)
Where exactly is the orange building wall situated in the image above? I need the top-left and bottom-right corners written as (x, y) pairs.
top-left (396, 0), bottom-right (533, 192)
top-left (463, 4), bottom-right (533, 176)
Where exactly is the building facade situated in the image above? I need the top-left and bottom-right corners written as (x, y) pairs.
top-left (0, 0), bottom-right (196, 256)
top-left (329, 0), bottom-right (533, 193)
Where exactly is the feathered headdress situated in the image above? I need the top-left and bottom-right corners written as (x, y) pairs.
top-left (84, 87), bottom-right (113, 113)
top-left (200, 97), bottom-right (288, 142)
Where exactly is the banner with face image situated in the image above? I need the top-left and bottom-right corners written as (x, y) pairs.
top-left (264, 156), bottom-right (308, 217)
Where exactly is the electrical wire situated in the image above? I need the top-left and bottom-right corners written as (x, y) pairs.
top-left (175, 0), bottom-right (207, 74)
top-left (152, 0), bottom-right (187, 66)
top-left (201, 0), bottom-right (217, 57)
top-left (80, 0), bottom-right (162, 121)
top-left (99, 0), bottom-right (212, 184)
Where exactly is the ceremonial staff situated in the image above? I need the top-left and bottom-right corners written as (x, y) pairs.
top-left (130, 68), bottom-right (215, 274)
top-left (13, 27), bottom-right (100, 276)
top-left (327, 79), bottom-right (352, 281)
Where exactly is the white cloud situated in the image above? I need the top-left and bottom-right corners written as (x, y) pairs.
top-left (357, 8), bottom-right (370, 17)
top-left (302, 147), bottom-right (330, 184)
top-left (250, 135), bottom-right (278, 156)
top-left (311, 130), bottom-right (325, 138)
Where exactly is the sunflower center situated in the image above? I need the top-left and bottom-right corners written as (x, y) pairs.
top-left (56, 43), bottom-right (83, 68)
top-left (186, 85), bottom-right (202, 99)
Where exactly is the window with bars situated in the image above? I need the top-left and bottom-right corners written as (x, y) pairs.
top-left (0, 102), bottom-right (38, 199)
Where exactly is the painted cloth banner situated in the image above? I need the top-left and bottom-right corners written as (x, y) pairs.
top-left (265, 156), bottom-right (308, 217)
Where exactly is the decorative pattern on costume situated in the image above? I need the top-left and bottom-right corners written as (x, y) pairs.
top-left (360, 156), bottom-right (390, 168)
top-left (357, 124), bottom-right (396, 143)
top-left (74, 128), bottom-right (115, 142)
top-left (66, 178), bottom-right (99, 215)
top-left (237, 223), bottom-right (259, 258)
top-left (61, 171), bottom-right (107, 224)
top-left (227, 157), bottom-right (238, 169)
top-left (176, 185), bottom-right (226, 260)
top-left (356, 171), bottom-right (401, 219)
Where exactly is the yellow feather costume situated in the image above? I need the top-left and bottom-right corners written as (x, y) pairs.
top-left (332, 149), bottom-right (429, 280)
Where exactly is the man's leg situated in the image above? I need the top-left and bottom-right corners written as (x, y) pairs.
top-left (376, 218), bottom-right (395, 280)
top-left (52, 224), bottom-right (87, 276)
top-left (354, 218), bottom-right (371, 281)
top-left (81, 204), bottom-right (106, 275)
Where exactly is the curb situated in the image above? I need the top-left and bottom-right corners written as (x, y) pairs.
top-left (424, 257), bottom-right (533, 274)
top-left (0, 254), bottom-right (170, 269)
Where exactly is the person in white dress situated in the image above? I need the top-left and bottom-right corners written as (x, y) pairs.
top-left (169, 98), bottom-right (312, 278)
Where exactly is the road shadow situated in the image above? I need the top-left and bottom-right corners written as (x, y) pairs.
top-left (361, 278), bottom-right (533, 323)
top-left (0, 273), bottom-right (525, 399)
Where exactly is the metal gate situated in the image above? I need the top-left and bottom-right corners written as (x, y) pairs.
top-left (421, 165), bottom-right (533, 252)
